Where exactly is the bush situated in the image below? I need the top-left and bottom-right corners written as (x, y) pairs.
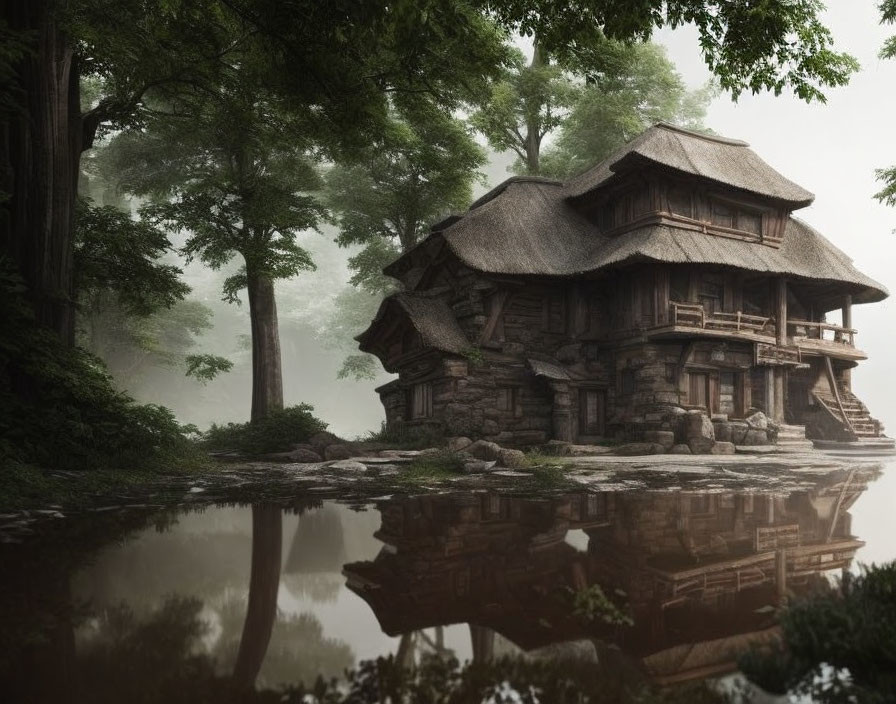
top-left (0, 261), bottom-right (200, 472)
top-left (739, 561), bottom-right (896, 702)
top-left (203, 404), bottom-right (327, 455)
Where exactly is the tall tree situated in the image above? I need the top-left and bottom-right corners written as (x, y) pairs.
top-left (539, 43), bottom-right (715, 179)
top-left (0, 0), bottom-right (861, 347)
top-left (473, 40), bottom-right (713, 177)
top-left (107, 71), bottom-right (322, 421)
top-left (876, 0), bottom-right (896, 212)
top-left (324, 103), bottom-right (486, 378)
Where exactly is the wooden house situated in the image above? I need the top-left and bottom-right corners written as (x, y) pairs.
top-left (357, 123), bottom-right (889, 446)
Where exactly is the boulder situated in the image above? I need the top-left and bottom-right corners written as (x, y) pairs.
top-left (468, 440), bottom-right (503, 461)
top-left (446, 436), bottom-right (473, 452)
top-left (288, 448), bottom-right (324, 463)
top-left (713, 422), bottom-right (733, 442)
top-left (643, 430), bottom-right (675, 450)
top-left (745, 411), bottom-right (769, 430)
top-left (744, 429), bottom-right (769, 446)
top-left (544, 440), bottom-right (573, 456)
top-left (462, 459), bottom-right (497, 474)
top-left (615, 442), bottom-right (666, 456)
top-left (686, 412), bottom-right (715, 443)
top-left (670, 444), bottom-right (693, 455)
top-left (323, 444), bottom-right (354, 461)
top-left (710, 441), bottom-right (736, 455)
top-left (308, 431), bottom-right (344, 453)
top-left (730, 421), bottom-right (749, 444)
top-left (328, 460), bottom-right (367, 473)
top-left (498, 448), bottom-right (528, 468)
top-left (688, 437), bottom-right (716, 454)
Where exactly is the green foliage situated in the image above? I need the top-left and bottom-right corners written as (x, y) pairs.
top-left (403, 450), bottom-right (467, 481)
top-left (570, 584), bottom-right (634, 627)
top-left (876, 2), bottom-right (896, 214)
top-left (0, 260), bottom-right (201, 473)
top-left (202, 404), bottom-right (327, 454)
top-left (540, 43), bottom-right (715, 178)
top-left (462, 346), bottom-right (486, 366)
top-left (337, 354), bottom-right (379, 381)
top-left (739, 562), bottom-right (896, 702)
top-left (184, 354), bottom-right (233, 384)
top-left (75, 197), bottom-right (188, 316)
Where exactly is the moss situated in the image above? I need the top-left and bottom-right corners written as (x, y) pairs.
top-left (359, 422), bottom-right (444, 450)
top-left (0, 460), bottom-right (210, 514)
top-left (398, 451), bottom-right (466, 484)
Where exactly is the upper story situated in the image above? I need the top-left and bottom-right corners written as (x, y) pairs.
top-left (358, 124), bottom-right (887, 372)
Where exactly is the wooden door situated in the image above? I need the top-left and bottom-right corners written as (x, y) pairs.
top-left (578, 389), bottom-right (606, 438)
top-left (689, 372), bottom-right (709, 409)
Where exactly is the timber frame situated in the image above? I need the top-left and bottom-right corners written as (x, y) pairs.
top-left (357, 124), bottom-right (889, 446)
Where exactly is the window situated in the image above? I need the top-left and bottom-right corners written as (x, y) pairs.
top-left (670, 269), bottom-right (690, 302)
top-left (699, 278), bottom-right (724, 314)
top-left (408, 382), bottom-right (432, 419)
top-left (579, 389), bottom-right (606, 435)
top-left (710, 200), bottom-right (734, 228)
top-left (738, 210), bottom-right (762, 235)
top-left (496, 387), bottom-right (521, 416)
top-left (619, 369), bottom-right (635, 396)
top-left (668, 186), bottom-right (692, 217)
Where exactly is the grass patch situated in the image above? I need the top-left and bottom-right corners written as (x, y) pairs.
top-left (359, 422), bottom-right (444, 450)
top-left (202, 404), bottom-right (327, 454)
top-left (397, 450), bottom-right (466, 484)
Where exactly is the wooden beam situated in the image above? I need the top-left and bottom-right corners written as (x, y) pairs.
top-left (824, 355), bottom-right (855, 436)
top-left (776, 277), bottom-right (788, 347)
top-left (479, 289), bottom-right (509, 344)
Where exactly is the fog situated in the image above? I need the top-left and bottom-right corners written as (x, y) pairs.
top-left (126, 4), bottom-right (896, 439)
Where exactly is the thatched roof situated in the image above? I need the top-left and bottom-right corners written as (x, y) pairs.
top-left (356, 292), bottom-right (469, 362)
top-left (384, 161), bottom-right (886, 306)
top-left (528, 358), bottom-right (572, 381)
top-left (564, 122), bottom-right (814, 206)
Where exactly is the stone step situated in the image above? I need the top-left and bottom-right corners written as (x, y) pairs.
top-left (775, 440), bottom-right (816, 452)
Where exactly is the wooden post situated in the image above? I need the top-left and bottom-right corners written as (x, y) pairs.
top-left (841, 294), bottom-right (852, 331)
top-left (776, 277), bottom-right (788, 347)
top-left (775, 549), bottom-right (788, 604)
top-left (774, 368), bottom-right (786, 422)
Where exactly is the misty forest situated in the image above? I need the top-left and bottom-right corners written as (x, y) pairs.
top-left (3, 1), bottom-right (896, 703)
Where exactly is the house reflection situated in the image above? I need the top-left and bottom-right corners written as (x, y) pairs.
top-left (344, 468), bottom-right (874, 685)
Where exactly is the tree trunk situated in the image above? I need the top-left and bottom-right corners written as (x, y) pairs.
top-left (246, 267), bottom-right (284, 421)
top-left (523, 41), bottom-right (546, 175)
top-left (1, 0), bottom-right (81, 344)
top-left (233, 504), bottom-right (283, 689)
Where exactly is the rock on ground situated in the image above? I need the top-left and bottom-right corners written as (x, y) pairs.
top-left (288, 448), bottom-right (323, 463)
top-left (463, 459), bottom-right (497, 474)
top-left (468, 440), bottom-right (502, 461)
top-left (711, 441), bottom-right (736, 455)
top-left (745, 411), bottom-right (769, 430)
top-left (615, 442), bottom-right (667, 456)
top-left (643, 430), bottom-right (675, 450)
top-left (670, 444), bottom-right (692, 455)
top-left (498, 448), bottom-right (527, 468)
top-left (688, 437), bottom-right (716, 454)
top-left (324, 444), bottom-right (354, 461)
top-left (744, 429), bottom-right (769, 446)
top-left (446, 436), bottom-right (473, 452)
top-left (327, 460), bottom-right (367, 473)
top-left (308, 431), bottom-right (344, 453)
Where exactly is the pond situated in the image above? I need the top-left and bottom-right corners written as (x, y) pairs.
top-left (1, 459), bottom-right (894, 702)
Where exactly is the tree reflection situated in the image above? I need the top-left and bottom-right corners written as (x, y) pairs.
top-left (232, 503), bottom-right (282, 689)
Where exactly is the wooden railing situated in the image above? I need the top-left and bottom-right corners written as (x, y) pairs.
top-left (667, 304), bottom-right (857, 349)
top-left (669, 302), bottom-right (773, 335)
top-left (788, 319), bottom-right (856, 347)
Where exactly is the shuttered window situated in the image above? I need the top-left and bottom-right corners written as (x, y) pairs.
top-left (409, 382), bottom-right (432, 419)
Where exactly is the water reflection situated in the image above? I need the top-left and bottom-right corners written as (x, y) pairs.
top-left (0, 466), bottom-right (885, 701)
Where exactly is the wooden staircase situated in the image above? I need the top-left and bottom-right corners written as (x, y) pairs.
top-left (814, 390), bottom-right (882, 439)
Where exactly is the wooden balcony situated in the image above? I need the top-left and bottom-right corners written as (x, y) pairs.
top-left (647, 303), bottom-right (866, 360)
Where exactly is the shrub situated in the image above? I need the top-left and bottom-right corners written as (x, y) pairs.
top-left (739, 561), bottom-right (896, 702)
top-left (203, 404), bottom-right (327, 455)
top-left (0, 261), bottom-right (200, 472)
